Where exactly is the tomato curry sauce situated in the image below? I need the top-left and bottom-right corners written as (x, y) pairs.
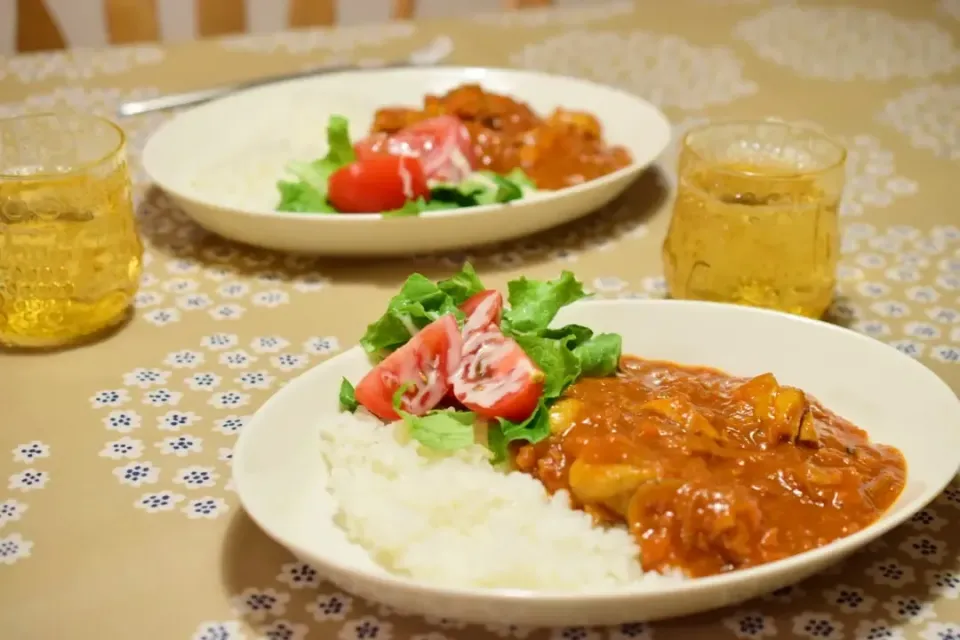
top-left (370, 84), bottom-right (632, 190)
top-left (513, 357), bottom-right (907, 578)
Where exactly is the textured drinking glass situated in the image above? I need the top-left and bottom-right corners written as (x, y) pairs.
top-left (662, 121), bottom-right (847, 319)
top-left (0, 113), bottom-right (143, 348)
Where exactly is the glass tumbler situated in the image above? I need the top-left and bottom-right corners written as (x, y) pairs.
top-left (662, 121), bottom-right (847, 319)
top-left (0, 113), bottom-right (143, 348)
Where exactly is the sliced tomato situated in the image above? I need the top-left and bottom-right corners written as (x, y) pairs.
top-left (354, 132), bottom-right (390, 164)
top-left (460, 290), bottom-right (503, 331)
top-left (355, 314), bottom-right (462, 421)
top-left (354, 115), bottom-right (476, 183)
top-left (451, 323), bottom-right (543, 422)
top-left (327, 155), bottom-right (429, 214)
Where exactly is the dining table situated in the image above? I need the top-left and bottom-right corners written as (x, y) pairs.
top-left (2, 1), bottom-right (959, 638)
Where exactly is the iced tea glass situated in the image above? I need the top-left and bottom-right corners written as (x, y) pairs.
top-left (662, 121), bottom-right (847, 318)
top-left (0, 113), bottom-right (143, 348)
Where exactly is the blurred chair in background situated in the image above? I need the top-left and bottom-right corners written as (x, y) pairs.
top-left (2, 0), bottom-right (557, 54)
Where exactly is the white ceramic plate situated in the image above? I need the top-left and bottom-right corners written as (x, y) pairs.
top-left (142, 67), bottom-right (670, 256)
top-left (232, 300), bottom-right (960, 627)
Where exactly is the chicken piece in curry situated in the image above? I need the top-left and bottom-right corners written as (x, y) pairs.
top-left (370, 84), bottom-right (632, 190)
top-left (513, 357), bottom-right (907, 578)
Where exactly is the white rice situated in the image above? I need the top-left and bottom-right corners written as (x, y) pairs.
top-left (318, 410), bottom-right (686, 592)
top-left (189, 139), bottom-right (318, 211)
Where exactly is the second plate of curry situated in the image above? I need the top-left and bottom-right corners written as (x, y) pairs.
top-left (142, 67), bottom-right (671, 255)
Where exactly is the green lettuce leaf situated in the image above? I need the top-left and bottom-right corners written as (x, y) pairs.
top-left (380, 200), bottom-right (423, 218)
top-left (390, 383), bottom-right (477, 451)
top-left (429, 168), bottom-right (537, 208)
top-left (359, 276), bottom-right (460, 357)
top-left (427, 184), bottom-right (485, 207)
top-left (501, 271), bottom-right (586, 336)
top-left (338, 377), bottom-right (358, 412)
top-left (511, 333), bottom-right (582, 399)
top-left (437, 262), bottom-right (485, 306)
top-left (381, 197), bottom-right (462, 218)
top-left (487, 400), bottom-right (551, 463)
top-left (277, 180), bottom-right (336, 213)
top-left (402, 409), bottom-right (478, 451)
top-left (276, 115), bottom-right (356, 213)
top-left (324, 115), bottom-right (356, 166)
top-left (359, 264), bottom-right (485, 357)
top-left (486, 423), bottom-right (506, 464)
top-left (378, 168), bottom-right (539, 217)
top-left (573, 333), bottom-right (622, 377)
top-left (471, 172), bottom-right (522, 205)
top-left (475, 168), bottom-right (537, 204)
top-left (541, 323), bottom-right (594, 346)
top-left (502, 168), bottom-right (537, 192)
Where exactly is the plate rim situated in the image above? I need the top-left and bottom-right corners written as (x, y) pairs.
top-left (142, 65), bottom-right (672, 223)
top-left (232, 298), bottom-right (960, 603)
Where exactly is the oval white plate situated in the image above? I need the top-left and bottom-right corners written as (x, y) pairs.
top-left (142, 67), bottom-right (670, 256)
top-left (232, 300), bottom-right (960, 627)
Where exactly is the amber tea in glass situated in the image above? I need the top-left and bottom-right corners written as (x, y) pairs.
top-left (662, 121), bottom-right (846, 318)
top-left (0, 113), bottom-right (143, 348)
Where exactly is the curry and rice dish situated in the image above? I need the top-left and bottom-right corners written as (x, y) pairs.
top-left (328, 267), bottom-right (906, 590)
top-left (516, 359), bottom-right (907, 578)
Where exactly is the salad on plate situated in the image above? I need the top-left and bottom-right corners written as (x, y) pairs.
top-left (276, 115), bottom-right (538, 217)
top-left (338, 263), bottom-right (622, 460)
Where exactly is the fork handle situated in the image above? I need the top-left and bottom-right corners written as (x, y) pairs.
top-left (117, 61), bottom-right (405, 117)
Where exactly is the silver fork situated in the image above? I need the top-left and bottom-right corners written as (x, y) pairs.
top-left (116, 35), bottom-right (454, 118)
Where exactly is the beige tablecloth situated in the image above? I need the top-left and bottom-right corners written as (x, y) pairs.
top-left (2, 1), bottom-right (960, 638)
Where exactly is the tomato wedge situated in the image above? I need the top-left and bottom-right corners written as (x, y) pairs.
top-left (328, 155), bottom-right (429, 213)
top-left (451, 306), bottom-right (543, 422)
top-left (355, 315), bottom-right (462, 421)
top-left (460, 290), bottom-right (503, 331)
top-left (354, 115), bottom-right (476, 183)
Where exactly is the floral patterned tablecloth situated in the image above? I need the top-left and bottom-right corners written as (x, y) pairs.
top-left (2, 1), bottom-right (960, 639)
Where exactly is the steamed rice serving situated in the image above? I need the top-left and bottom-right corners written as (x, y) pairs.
top-left (318, 410), bottom-right (684, 591)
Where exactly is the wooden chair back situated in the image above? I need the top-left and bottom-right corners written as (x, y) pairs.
top-left (4, 0), bottom-right (556, 54)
